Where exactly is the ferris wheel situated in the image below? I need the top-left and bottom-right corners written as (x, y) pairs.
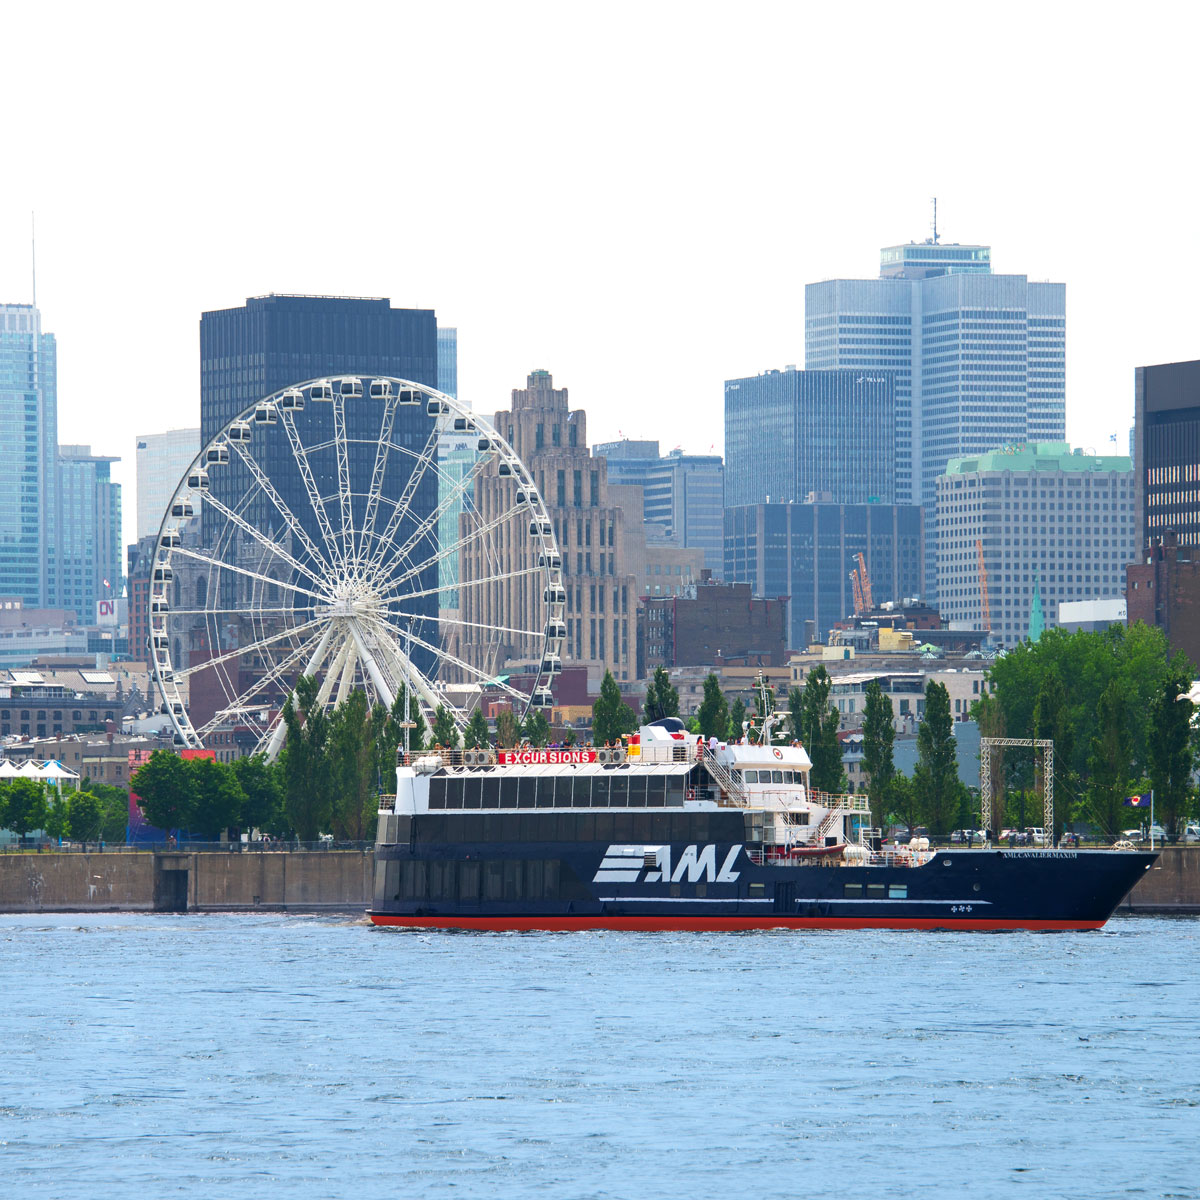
top-left (149, 376), bottom-right (563, 758)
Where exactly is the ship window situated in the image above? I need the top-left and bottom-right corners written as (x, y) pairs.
top-left (518, 813), bottom-right (542, 841)
top-left (536, 777), bottom-right (555, 807)
top-left (384, 861), bottom-right (399, 900)
top-left (428, 779), bottom-right (447, 809)
top-left (593, 813), bottom-right (615, 842)
top-left (583, 777), bottom-right (604, 807)
top-left (500, 778), bottom-right (520, 807)
top-left (695, 884), bottom-right (707, 898)
top-left (664, 779), bottom-right (685, 807)
top-left (646, 777), bottom-right (666, 807)
top-left (525, 859), bottom-right (544, 897)
top-left (627, 775), bottom-right (647, 806)
top-left (772, 770), bottom-right (784, 784)
top-left (689, 814), bottom-right (710, 842)
top-left (608, 777), bottom-right (628, 806)
top-left (888, 884), bottom-right (908, 899)
top-left (461, 775), bottom-right (481, 809)
top-left (480, 778), bottom-right (501, 809)
top-left (749, 883), bottom-right (765, 896)
top-left (458, 861), bottom-right (481, 901)
top-left (867, 883), bottom-right (885, 898)
top-left (744, 770), bottom-right (759, 783)
top-left (544, 859), bottom-right (560, 895)
top-left (613, 813), bottom-right (636, 841)
top-left (844, 883), bottom-right (863, 898)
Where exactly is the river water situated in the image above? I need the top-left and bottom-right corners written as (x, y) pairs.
top-left (1, 913), bottom-right (1197, 1199)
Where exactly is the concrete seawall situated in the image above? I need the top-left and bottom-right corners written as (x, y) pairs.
top-left (0, 846), bottom-right (1195, 915)
top-left (0, 851), bottom-right (373, 914)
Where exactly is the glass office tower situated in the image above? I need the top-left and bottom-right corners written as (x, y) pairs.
top-left (0, 303), bottom-right (57, 606)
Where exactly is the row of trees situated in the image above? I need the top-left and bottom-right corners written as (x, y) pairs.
top-left (0, 778), bottom-right (130, 843)
top-left (971, 624), bottom-right (1196, 838)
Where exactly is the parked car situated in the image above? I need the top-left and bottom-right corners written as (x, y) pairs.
top-left (1183, 824), bottom-right (1200, 844)
top-left (1026, 827), bottom-right (1049, 846)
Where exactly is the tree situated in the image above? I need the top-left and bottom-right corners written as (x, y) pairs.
top-left (860, 679), bottom-right (895, 830)
top-left (728, 697), bottom-right (747, 743)
top-left (593, 670), bottom-right (638, 745)
top-left (915, 681), bottom-right (958, 834)
top-left (282, 676), bottom-right (332, 841)
top-left (431, 704), bottom-right (460, 749)
top-left (3, 779), bottom-right (48, 841)
top-left (131, 751), bottom-right (195, 834)
top-left (44, 797), bottom-right (69, 842)
top-left (522, 709), bottom-right (551, 747)
top-left (328, 690), bottom-right (375, 840)
top-left (1147, 659), bottom-right (1195, 838)
top-left (232, 755), bottom-right (284, 834)
top-left (77, 780), bottom-right (132, 842)
top-left (464, 708), bottom-right (491, 749)
top-left (696, 673), bottom-right (729, 741)
top-left (1088, 678), bottom-right (1133, 840)
top-left (973, 691), bottom-right (1007, 836)
top-left (1033, 669), bottom-right (1074, 837)
top-left (885, 772), bottom-right (920, 835)
top-left (791, 667), bottom-right (843, 793)
top-left (189, 757), bottom-right (246, 839)
top-left (399, 694), bottom-right (428, 755)
top-left (643, 666), bottom-right (680, 724)
top-left (68, 790), bottom-right (103, 842)
top-left (495, 710), bottom-right (520, 748)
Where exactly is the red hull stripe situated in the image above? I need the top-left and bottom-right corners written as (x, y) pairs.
top-left (369, 914), bottom-right (1106, 932)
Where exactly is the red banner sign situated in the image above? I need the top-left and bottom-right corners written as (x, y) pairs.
top-left (497, 749), bottom-right (598, 765)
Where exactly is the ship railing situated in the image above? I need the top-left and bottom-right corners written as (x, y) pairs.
top-left (397, 745), bottom-right (628, 770)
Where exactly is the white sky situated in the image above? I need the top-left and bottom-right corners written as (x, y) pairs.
top-left (2, 1), bottom-right (1198, 556)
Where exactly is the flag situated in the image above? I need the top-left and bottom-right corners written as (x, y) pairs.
top-left (1123, 794), bottom-right (1151, 807)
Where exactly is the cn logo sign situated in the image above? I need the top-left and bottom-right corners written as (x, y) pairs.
top-left (593, 844), bottom-right (742, 885)
top-left (96, 599), bottom-right (117, 625)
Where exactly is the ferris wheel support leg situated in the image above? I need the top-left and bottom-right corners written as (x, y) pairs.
top-left (347, 619), bottom-right (397, 712)
top-left (335, 638), bottom-right (359, 707)
top-left (263, 622), bottom-right (337, 760)
top-left (368, 621), bottom-right (453, 722)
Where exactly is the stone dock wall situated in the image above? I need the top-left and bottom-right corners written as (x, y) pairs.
top-left (0, 850), bottom-right (373, 914)
top-left (0, 846), bottom-right (1195, 915)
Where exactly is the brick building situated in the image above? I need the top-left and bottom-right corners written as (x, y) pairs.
top-left (1126, 532), bottom-right (1200, 669)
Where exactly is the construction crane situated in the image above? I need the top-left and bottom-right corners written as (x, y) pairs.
top-left (975, 538), bottom-right (992, 634)
top-left (856, 552), bottom-right (874, 611)
top-left (850, 569), bottom-right (864, 615)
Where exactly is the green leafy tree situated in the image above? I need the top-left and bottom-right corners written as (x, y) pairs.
top-left (495, 710), bottom-right (520, 748)
top-left (44, 797), bottom-right (69, 841)
top-left (370, 702), bottom-right (398, 797)
top-left (643, 666), bottom-right (680, 724)
top-left (685, 715), bottom-right (701, 735)
top-left (860, 679), bottom-right (895, 829)
top-left (66, 789), bottom-right (102, 841)
top-left (593, 670), bottom-right (638, 744)
top-left (561, 727), bottom-right (578, 747)
top-left (972, 691), bottom-right (1007, 836)
top-left (1032, 669), bottom-right (1074, 837)
top-left (696, 673), bottom-right (729, 741)
top-left (915, 681), bottom-right (958, 834)
top-left (791, 667), bottom-right (843, 793)
top-left (885, 773), bottom-right (920, 836)
top-left (131, 751), bottom-right (196, 834)
top-left (1147, 659), bottom-right (1195, 838)
top-left (522, 709), bottom-right (551, 747)
top-left (189, 757), bottom-right (246, 839)
top-left (5, 779), bottom-right (48, 841)
top-left (431, 704), bottom-right (460, 749)
top-left (328, 690), bottom-right (376, 840)
top-left (1088, 678), bottom-right (1133, 840)
top-left (464, 708), bottom-right (491, 749)
top-left (233, 755), bottom-right (285, 834)
top-left (401, 694), bottom-right (428, 754)
top-left (282, 676), bottom-right (332, 840)
top-left (728, 696), bottom-right (747, 742)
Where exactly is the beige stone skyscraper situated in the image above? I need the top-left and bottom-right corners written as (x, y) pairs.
top-left (459, 370), bottom-right (701, 688)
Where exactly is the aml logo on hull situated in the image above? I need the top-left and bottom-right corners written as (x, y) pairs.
top-left (593, 844), bottom-right (742, 885)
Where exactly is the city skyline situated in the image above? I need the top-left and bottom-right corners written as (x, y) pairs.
top-left (2, 5), bottom-right (1198, 557)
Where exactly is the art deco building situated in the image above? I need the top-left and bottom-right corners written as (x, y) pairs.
top-left (459, 371), bottom-right (701, 687)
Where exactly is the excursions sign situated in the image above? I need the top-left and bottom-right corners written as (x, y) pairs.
top-left (496, 749), bottom-right (599, 765)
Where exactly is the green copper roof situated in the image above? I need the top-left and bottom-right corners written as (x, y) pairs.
top-left (944, 441), bottom-right (1131, 476)
top-left (1028, 576), bottom-right (1045, 643)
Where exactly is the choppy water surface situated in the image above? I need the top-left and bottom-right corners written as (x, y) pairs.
top-left (1, 914), bottom-right (1197, 1199)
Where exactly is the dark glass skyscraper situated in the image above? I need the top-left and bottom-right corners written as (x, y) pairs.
top-left (723, 367), bottom-right (895, 509)
top-left (1134, 359), bottom-right (1200, 550)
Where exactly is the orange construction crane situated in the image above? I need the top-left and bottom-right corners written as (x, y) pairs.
top-left (856, 552), bottom-right (874, 611)
top-left (850, 569), bottom-right (864, 615)
top-left (976, 538), bottom-right (992, 633)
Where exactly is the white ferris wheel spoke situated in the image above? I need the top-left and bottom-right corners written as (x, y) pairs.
top-left (432, 611), bottom-right (549, 641)
top-left (358, 394), bottom-right (399, 572)
top-left (263, 622), bottom-right (340, 758)
top-left (228, 439), bottom-right (331, 574)
top-left (200, 488), bottom-right (323, 585)
top-left (375, 500), bottom-right (532, 602)
top-left (362, 418), bottom-right (442, 572)
top-left (193, 627), bottom-right (332, 736)
top-left (387, 562), bottom-right (546, 607)
top-left (164, 606), bottom-right (310, 619)
top-left (332, 395), bottom-right (357, 572)
top-left (167, 615), bottom-right (327, 682)
top-left (169, 546), bottom-right (333, 606)
top-left (278, 407), bottom-right (345, 571)
top-left (358, 616), bottom-right (449, 720)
